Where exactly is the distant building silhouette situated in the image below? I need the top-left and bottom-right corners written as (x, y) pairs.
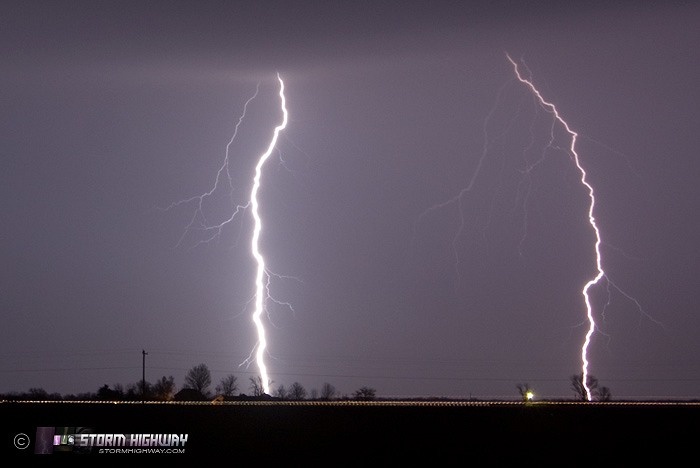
top-left (173, 388), bottom-right (206, 401)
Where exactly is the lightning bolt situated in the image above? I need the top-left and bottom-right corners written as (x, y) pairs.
top-left (163, 73), bottom-right (288, 396)
top-left (250, 73), bottom-right (288, 395)
top-left (414, 53), bottom-right (661, 400)
top-left (506, 53), bottom-right (601, 401)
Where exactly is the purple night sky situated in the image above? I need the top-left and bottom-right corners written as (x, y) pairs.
top-left (2, 1), bottom-right (699, 400)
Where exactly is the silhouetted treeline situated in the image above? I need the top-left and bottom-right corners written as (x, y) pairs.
top-left (1, 364), bottom-right (642, 402)
top-left (0, 363), bottom-right (380, 402)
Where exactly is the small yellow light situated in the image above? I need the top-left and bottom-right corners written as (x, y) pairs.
top-left (526, 391), bottom-right (534, 401)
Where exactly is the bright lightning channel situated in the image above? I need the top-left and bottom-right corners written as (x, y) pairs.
top-left (164, 74), bottom-right (288, 396)
top-left (506, 53), bottom-right (601, 401)
top-left (250, 73), bottom-right (288, 395)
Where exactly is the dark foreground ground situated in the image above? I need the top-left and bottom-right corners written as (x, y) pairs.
top-left (1, 400), bottom-right (697, 464)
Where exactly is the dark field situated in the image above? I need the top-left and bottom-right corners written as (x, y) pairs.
top-left (2, 401), bottom-right (697, 463)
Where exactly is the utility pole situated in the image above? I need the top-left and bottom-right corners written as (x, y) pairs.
top-left (142, 349), bottom-right (148, 402)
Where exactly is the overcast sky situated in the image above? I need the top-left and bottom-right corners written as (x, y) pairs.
top-left (2, 1), bottom-right (699, 400)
